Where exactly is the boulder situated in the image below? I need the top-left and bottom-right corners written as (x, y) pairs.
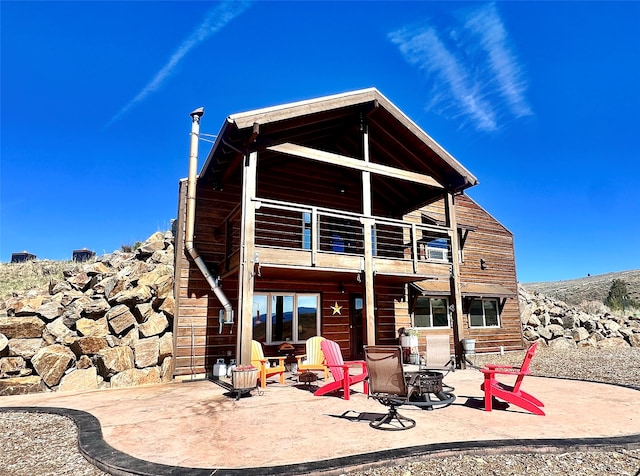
top-left (83, 261), bottom-right (110, 276)
top-left (76, 317), bottom-right (109, 337)
top-left (58, 367), bottom-right (99, 392)
top-left (94, 276), bottom-right (117, 299)
top-left (36, 301), bottom-right (63, 321)
top-left (134, 336), bottom-right (159, 368)
top-left (548, 337), bottom-right (577, 350)
top-left (106, 305), bottom-right (136, 335)
top-left (0, 333), bottom-right (8, 356)
top-left (0, 376), bottom-right (45, 396)
top-left (50, 280), bottom-right (73, 294)
top-left (597, 337), bottom-right (629, 349)
top-left (160, 357), bottom-right (173, 382)
top-left (76, 355), bottom-right (93, 369)
top-left (31, 344), bottom-right (76, 387)
top-left (12, 296), bottom-right (45, 316)
top-left (562, 315), bottom-right (577, 329)
top-left (158, 333), bottom-right (173, 361)
top-left (96, 346), bottom-right (134, 378)
top-left (111, 285), bottom-right (153, 306)
top-left (8, 338), bottom-right (43, 359)
top-left (110, 367), bottom-right (160, 388)
top-left (157, 295), bottom-right (175, 318)
top-left (629, 334), bottom-right (640, 347)
top-left (571, 327), bottom-right (590, 342)
top-left (0, 356), bottom-right (27, 377)
top-left (67, 271), bottom-right (92, 291)
top-left (70, 336), bottom-right (109, 356)
top-left (0, 316), bottom-right (45, 339)
top-left (82, 298), bottom-right (111, 318)
top-left (45, 317), bottom-right (76, 343)
top-left (139, 311), bottom-right (168, 338)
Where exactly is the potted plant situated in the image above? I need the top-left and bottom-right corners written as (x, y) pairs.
top-left (400, 328), bottom-right (419, 349)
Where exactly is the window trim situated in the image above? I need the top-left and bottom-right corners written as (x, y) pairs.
top-left (253, 292), bottom-right (321, 344)
top-left (468, 298), bottom-right (501, 328)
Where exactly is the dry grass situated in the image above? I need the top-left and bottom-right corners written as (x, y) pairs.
top-left (524, 269), bottom-right (640, 306)
top-left (0, 260), bottom-right (72, 299)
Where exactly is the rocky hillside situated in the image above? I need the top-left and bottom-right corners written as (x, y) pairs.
top-left (519, 285), bottom-right (640, 349)
top-left (0, 232), bottom-right (175, 396)
top-left (524, 269), bottom-right (640, 306)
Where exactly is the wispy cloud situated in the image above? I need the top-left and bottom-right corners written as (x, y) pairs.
top-left (388, 3), bottom-right (531, 132)
top-left (105, 1), bottom-right (252, 128)
top-left (465, 3), bottom-right (532, 119)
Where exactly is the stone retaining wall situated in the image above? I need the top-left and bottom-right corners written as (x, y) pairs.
top-left (0, 232), bottom-right (175, 396)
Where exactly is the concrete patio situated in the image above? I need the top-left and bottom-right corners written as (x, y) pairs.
top-left (1, 369), bottom-right (638, 475)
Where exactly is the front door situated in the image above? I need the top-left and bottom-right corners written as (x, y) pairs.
top-left (350, 294), bottom-right (364, 360)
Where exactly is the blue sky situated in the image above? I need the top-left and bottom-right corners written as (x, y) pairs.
top-left (1, 1), bottom-right (638, 283)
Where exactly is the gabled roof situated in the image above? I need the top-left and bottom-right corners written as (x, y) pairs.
top-left (199, 88), bottom-right (478, 213)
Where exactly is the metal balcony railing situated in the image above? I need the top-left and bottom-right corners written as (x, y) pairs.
top-left (220, 198), bottom-right (452, 272)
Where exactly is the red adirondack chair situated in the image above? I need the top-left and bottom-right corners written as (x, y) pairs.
top-left (480, 341), bottom-right (545, 415)
top-left (313, 339), bottom-right (368, 400)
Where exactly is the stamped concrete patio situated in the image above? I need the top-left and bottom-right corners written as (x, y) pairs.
top-left (1, 369), bottom-right (639, 475)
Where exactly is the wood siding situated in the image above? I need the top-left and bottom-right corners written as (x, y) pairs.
top-left (417, 194), bottom-right (523, 352)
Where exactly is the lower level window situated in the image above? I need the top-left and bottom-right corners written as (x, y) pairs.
top-left (252, 293), bottom-right (320, 344)
top-left (414, 297), bottom-right (450, 328)
top-left (469, 299), bottom-right (500, 327)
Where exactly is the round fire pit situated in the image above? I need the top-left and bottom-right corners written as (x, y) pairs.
top-left (405, 370), bottom-right (455, 410)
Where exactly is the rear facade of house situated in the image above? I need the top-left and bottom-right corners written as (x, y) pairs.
top-left (171, 89), bottom-right (522, 379)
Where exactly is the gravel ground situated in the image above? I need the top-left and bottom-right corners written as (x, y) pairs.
top-left (0, 346), bottom-right (639, 475)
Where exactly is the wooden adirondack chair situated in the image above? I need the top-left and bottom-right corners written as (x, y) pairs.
top-left (313, 339), bottom-right (368, 400)
top-left (251, 340), bottom-right (286, 389)
top-left (480, 341), bottom-right (545, 415)
top-left (296, 336), bottom-right (329, 380)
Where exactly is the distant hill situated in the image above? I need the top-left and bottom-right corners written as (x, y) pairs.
top-left (523, 269), bottom-right (640, 306)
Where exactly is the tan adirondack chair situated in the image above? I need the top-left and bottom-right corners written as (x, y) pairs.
top-left (296, 336), bottom-right (329, 380)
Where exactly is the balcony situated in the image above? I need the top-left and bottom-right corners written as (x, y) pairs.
top-left (222, 198), bottom-right (453, 279)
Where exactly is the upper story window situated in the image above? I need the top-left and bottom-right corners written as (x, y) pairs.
top-left (252, 292), bottom-right (320, 344)
top-left (468, 298), bottom-right (500, 328)
top-left (413, 297), bottom-right (450, 328)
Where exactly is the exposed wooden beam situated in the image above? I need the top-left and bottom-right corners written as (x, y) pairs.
top-left (267, 142), bottom-right (443, 189)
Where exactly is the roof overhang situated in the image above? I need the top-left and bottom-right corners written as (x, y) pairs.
top-left (412, 280), bottom-right (516, 298)
top-left (198, 88), bottom-right (479, 214)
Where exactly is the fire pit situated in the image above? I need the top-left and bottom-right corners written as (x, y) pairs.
top-left (297, 371), bottom-right (318, 388)
top-left (405, 370), bottom-right (455, 410)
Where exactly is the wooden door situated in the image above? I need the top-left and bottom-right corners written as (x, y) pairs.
top-left (350, 294), bottom-right (364, 360)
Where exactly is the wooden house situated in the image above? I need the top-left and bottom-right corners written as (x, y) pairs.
top-left (172, 88), bottom-right (522, 379)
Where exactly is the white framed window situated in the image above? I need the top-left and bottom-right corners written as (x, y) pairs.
top-left (468, 298), bottom-right (500, 328)
top-left (413, 297), bottom-right (450, 328)
top-left (252, 293), bottom-right (320, 344)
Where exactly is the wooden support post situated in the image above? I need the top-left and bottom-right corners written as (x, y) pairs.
top-left (237, 151), bottom-right (257, 365)
top-left (362, 125), bottom-right (376, 346)
top-left (446, 192), bottom-right (465, 369)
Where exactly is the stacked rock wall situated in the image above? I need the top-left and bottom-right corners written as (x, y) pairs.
top-left (0, 232), bottom-right (175, 396)
top-left (519, 285), bottom-right (640, 349)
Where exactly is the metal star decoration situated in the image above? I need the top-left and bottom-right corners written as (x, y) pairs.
top-left (331, 301), bottom-right (343, 315)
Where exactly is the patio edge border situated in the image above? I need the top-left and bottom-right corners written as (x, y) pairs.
top-left (1, 405), bottom-right (639, 476)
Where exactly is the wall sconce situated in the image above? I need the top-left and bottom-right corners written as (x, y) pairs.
top-left (338, 283), bottom-right (345, 294)
top-left (480, 259), bottom-right (487, 270)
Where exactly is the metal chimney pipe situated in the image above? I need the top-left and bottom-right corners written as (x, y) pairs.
top-left (185, 107), bottom-right (233, 323)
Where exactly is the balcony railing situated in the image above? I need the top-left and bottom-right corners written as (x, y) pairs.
top-left (218, 198), bottom-right (452, 271)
